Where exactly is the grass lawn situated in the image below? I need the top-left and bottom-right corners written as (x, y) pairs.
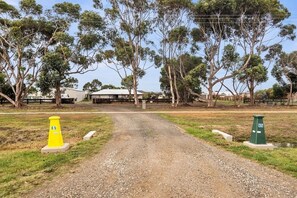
top-left (0, 114), bottom-right (113, 198)
top-left (162, 112), bottom-right (297, 178)
top-left (0, 102), bottom-right (103, 113)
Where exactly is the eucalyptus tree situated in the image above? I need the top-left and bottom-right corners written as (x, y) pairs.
top-left (104, 0), bottom-right (155, 106)
top-left (155, 0), bottom-right (193, 107)
top-left (159, 54), bottom-right (206, 103)
top-left (239, 55), bottom-right (268, 104)
top-left (83, 79), bottom-right (102, 92)
top-left (38, 2), bottom-right (107, 107)
top-left (102, 37), bottom-right (149, 99)
top-left (0, 0), bottom-right (80, 108)
top-left (121, 75), bottom-right (134, 98)
top-left (270, 49), bottom-right (297, 105)
top-left (192, 0), bottom-right (295, 106)
top-left (38, 2), bottom-right (98, 107)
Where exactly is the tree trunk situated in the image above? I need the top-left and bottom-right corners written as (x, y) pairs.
top-left (168, 65), bottom-right (175, 107)
top-left (14, 94), bottom-right (23, 108)
top-left (14, 81), bottom-right (23, 108)
top-left (234, 95), bottom-right (241, 107)
top-left (132, 72), bottom-right (139, 106)
top-left (248, 80), bottom-right (255, 105)
top-left (128, 88), bottom-right (132, 100)
top-left (173, 68), bottom-right (180, 107)
top-left (214, 82), bottom-right (223, 107)
top-left (183, 89), bottom-right (188, 104)
top-left (287, 82), bottom-right (293, 106)
top-left (208, 82), bottom-right (214, 107)
top-left (55, 83), bottom-right (62, 108)
top-left (0, 92), bottom-right (16, 106)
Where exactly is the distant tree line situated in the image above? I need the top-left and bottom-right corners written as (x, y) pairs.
top-left (0, 0), bottom-right (296, 108)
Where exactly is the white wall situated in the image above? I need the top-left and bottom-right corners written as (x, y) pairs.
top-left (64, 89), bottom-right (86, 102)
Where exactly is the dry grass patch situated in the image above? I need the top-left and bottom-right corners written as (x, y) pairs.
top-left (0, 114), bottom-right (113, 198)
top-left (162, 112), bottom-right (297, 178)
top-left (168, 112), bottom-right (297, 143)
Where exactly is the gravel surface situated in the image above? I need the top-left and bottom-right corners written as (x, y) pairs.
top-left (29, 107), bottom-right (297, 198)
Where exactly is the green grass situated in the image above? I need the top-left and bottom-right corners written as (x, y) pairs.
top-left (162, 114), bottom-right (297, 178)
top-left (0, 114), bottom-right (113, 198)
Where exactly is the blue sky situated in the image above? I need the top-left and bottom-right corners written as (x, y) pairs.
top-left (5, 0), bottom-right (297, 92)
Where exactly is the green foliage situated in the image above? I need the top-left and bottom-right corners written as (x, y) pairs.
top-left (20, 0), bottom-right (42, 15)
top-left (64, 77), bottom-right (78, 89)
top-left (0, 1), bottom-right (19, 17)
top-left (53, 2), bottom-right (81, 21)
top-left (0, 1), bottom-right (84, 107)
top-left (101, 84), bottom-right (120, 90)
top-left (38, 45), bottom-right (78, 98)
top-left (168, 26), bottom-right (188, 44)
top-left (271, 51), bottom-right (297, 84)
top-left (272, 83), bottom-right (286, 99)
top-left (222, 45), bottom-right (240, 69)
top-left (76, 9), bottom-right (106, 65)
top-left (0, 73), bottom-right (15, 100)
top-left (79, 11), bottom-right (105, 31)
top-left (121, 75), bottom-right (134, 91)
top-left (240, 55), bottom-right (268, 85)
top-left (160, 54), bottom-right (205, 101)
top-left (83, 79), bottom-right (102, 92)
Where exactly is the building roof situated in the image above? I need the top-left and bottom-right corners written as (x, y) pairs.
top-left (91, 89), bottom-right (143, 95)
top-left (63, 87), bottom-right (86, 93)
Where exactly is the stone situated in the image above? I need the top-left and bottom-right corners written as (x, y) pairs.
top-left (83, 131), bottom-right (96, 141)
top-left (243, 141), bottom-right (276, 150)
top-left (212, 129), bottom-right (233, 142)
top-left (41, 143), bottom-right (70, 153)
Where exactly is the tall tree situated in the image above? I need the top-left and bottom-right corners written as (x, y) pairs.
top-left (238, 55), bottom-right (268, 104)
top-left (160, 54), bottom-right (206, 103)
top-left (104, 0), bottom-right (154, 106)
top-left (192, 0), bottom-right (295, 107)
top-left (0, 0), bottom-right (79, 107)
top-left (83, 79), bottom-right (102, 92)
top-left (155, 0), bottom-right (193, 107)
top-left (37, 2), bottom-right (93, 107)
top-left (270, 49), bottom-right (297, 105)
top-left (121, 75), bottom-right (134, 98)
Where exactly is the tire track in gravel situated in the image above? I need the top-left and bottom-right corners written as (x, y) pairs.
top-left (28, 107), bottom-right (297, 198)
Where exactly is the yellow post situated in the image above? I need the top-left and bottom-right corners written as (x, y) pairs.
top-left (41, 116), bottom-right (70, 153)
top-left (48, 116), bottom-right (64, 147)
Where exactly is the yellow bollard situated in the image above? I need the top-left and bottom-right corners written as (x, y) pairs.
top-left (41, 116), bottom-right (70, 153)
top-left (48, 116), bottom-right (64, 147)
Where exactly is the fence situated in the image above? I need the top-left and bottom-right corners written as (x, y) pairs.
top-left (243, 98), bottom-right (288, 104)
top-left (0, 98), bottom-right (75, 105)
top-left (92, 98), bottom-right (172, 104)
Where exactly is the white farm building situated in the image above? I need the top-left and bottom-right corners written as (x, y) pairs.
top-left (91, 89), bottom-right (143, 99)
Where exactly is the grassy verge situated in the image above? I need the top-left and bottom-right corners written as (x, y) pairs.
top-left (0, 114), bottom-right (113, 198)
top-left (161, 114), bottom-right (297, 178)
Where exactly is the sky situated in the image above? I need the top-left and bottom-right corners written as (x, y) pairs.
top-left (5, 0), bottom-right (297, 93)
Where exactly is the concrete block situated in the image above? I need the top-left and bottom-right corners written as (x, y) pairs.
top-left (212, 129), bottom-right (233, 142)
top-left (243, 141), bottom-right (276, 150)
top-left (41, 143), bottom-right (70, 153)
top-left (83, 131), bottom-right (96, 141)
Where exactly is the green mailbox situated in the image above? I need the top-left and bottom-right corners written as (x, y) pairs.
top-left (249, 115), bottom-right (266, 144)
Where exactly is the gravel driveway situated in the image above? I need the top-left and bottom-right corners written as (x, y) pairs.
top-left (29, 107), bottom-right (297, 198)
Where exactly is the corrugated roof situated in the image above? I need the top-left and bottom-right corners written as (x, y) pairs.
top-left (91, 89), bottom-right (143, 95)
